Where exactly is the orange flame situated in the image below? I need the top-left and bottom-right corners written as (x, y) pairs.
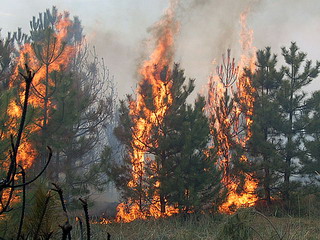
top-left (7, 13), bottom-right (76, 170)
top-left (207, 10), bottom-right (257, 214)
top-left (115, 2), bottom-right (180, 223)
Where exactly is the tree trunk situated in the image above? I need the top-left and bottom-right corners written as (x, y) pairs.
top-left (263, 127), bottom-right (271, 204)
top-left (40, 63), bottom-right (49, 172)
top-left (283, 153), bottom-right (291, 202)
top-left (284, 65), bottom-right (294, 203)
top-left (264, 163), bottom-right (271, 204)
top-left (160, 193), bottom-right (166, 215)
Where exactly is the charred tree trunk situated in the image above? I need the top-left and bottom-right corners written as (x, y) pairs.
top-left (138, 162), bottom-right (143, 214)
top-left (159, 155), bottom-right (166, 215)
top-left (79, 198), bottom-right (90, 240)
top-left (160, 193), bottom-right (166, 215)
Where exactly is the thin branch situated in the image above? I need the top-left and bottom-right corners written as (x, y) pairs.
top-left (16, 165), bottom-right (26, 240)
top-left (12, 146), bottom-right (52, 188)
top-left (254, 210), bottom-right (282, 240)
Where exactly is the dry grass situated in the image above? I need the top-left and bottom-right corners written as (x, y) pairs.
top-left (71, 213), bottom-right (320, 240)
top-left (252, 216), bottom-right (320, 240)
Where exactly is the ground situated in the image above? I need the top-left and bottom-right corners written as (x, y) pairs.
top-left (71, 211), bottom-right (320, 240)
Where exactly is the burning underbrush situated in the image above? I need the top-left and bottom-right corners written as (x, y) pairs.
top-left (86, 209), bottom-right (320, 240)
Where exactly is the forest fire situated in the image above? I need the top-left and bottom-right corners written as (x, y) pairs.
top-left (115, 3), bottom-right (180, 223)
top-left (7, 13), bottom-right (76, 170)
top-left (2, 1), bottom-right (320, 239)
top-left (207, 10), bottom-right (257, 214)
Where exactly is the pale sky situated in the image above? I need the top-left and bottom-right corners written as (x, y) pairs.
top-left (1, 0), bottom-right (320, 98)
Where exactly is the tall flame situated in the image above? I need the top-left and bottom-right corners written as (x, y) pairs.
top-left (116, 2), bottom-right (180, 223)
top-left (207, 10), bottom-right (257, 214)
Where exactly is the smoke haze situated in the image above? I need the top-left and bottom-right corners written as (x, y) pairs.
top-left (2, 0), bottom-right (320, 98)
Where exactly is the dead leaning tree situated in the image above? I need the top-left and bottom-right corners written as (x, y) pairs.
top-left (0, 64), bottom-right (52, 239)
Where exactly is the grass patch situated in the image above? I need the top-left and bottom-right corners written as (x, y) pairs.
top-left (81, 212), bottom-right (320, 240)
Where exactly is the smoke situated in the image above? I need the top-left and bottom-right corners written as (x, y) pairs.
top-left (1, 0), bottom-right (320, 97)
top-left (87, 27), bottom-right (141, 98)
top-left (173, 0), bottom-right (261, 98)
top-left (92, 0), bottom-right (253, 99)
top-left (109, 0), bottom-right (262, 100)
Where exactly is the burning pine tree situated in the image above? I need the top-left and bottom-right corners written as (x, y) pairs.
top-left (206, 11), bottom-right (257, 213)
top-left (108, 4), bottom-right (180, 222)
top-left (7, 8), bottom-right (77, 171)
top-left (1, 7), bottom-right (114, 211)
top-left (105, 2), bottom-right (223, 222)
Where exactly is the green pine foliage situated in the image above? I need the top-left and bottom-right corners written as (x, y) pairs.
top-left (22, 184), bottom-right (62, 239)
top-left (217, 209), bottom-right (253, 240)
top-left (277, 42), bottom-right (320, 201)
top-left (0, 7), bottom-right (115, 215)
top-left (249, 43), bottom-right (320, 206)
top-left (0, 33), bottom-right (16, 169)
top-left (249, 47), bottom-right (284, 203)
top-left (0, 183), bottom-right (62, 239)
top-left (164, 96), bottom-right (223, 213)
top-left (301, 91), bottom-right (320, 180)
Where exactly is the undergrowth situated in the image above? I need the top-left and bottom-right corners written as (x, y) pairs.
top-left (73, 209), bottom-right (320, 240)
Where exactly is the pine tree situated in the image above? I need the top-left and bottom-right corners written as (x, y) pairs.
top-left (277, 42), bottom-right (320, 202)
top-left (48, 48), bottom-right (114, 202)
top-left (0, 33), bottom-right (16, 161)
top-left (0, 32), bottom-right (15, 89)
top-left (249, 47), bottom-right (283, 204)
top-left (27, 7), bottom-right (77, 169)
top-left (207, 50), bottom-right (257, 213)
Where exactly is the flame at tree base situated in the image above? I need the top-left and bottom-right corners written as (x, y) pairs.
top-left (116, 199), bottom-right (179, 223)
top-left (219, 176), bottom-right (258, 214)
